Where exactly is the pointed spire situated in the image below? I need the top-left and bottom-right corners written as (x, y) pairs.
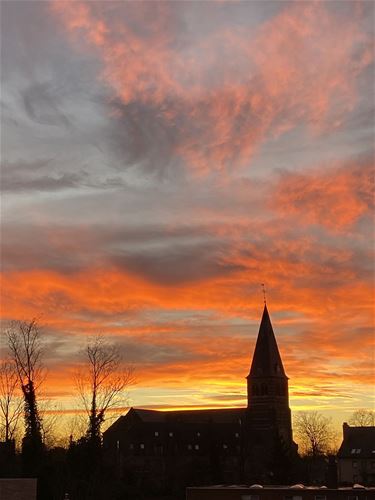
top-left (248, 304), bottom-right (286, 378)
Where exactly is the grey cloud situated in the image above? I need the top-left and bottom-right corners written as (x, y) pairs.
top-left (115, 337), bottom-right (196, 366)
top-left (1, 223), bottom-right (239, 281)
top-left (0, 159), bottom-right (127, 193)
top-left (23, 82), bottom-right (71, 128)
top-left (43, 331), bottom-right (200, 368)
top-left (2, 172), bottom-right (87, 193)
top-left (103, 100), bottom-right (182, 178)
top-left (1, 159), bottom-right (90, 193)
top-left (110, 243), bottom-right (244, 286)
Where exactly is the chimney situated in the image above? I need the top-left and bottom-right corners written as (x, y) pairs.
top-left (343, 422), bottom-right (349, 439)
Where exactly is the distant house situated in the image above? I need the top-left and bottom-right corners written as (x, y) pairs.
top-left (337, 423), bottom-right (375, 486)
top-left (103, 305), bottom-right (298, 488)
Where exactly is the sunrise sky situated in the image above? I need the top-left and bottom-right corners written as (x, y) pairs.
top-left (1, 1), bottom-right (374, 428)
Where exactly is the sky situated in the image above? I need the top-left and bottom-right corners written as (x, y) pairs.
top-left (1, 0), bottom-right (374, 429)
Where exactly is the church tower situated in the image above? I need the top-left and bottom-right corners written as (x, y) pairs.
top-left (246, 305), bottom-right (293, 445)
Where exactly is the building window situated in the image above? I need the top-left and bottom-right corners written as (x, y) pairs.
top-left (261, 383), bottom-right (268, 395)
top-left (197, 432), bottom-right (200, 437)
top-left (252, 384), bottom-right (259, 395)
top-left (116, 440), bottom-right (120, 450)
top-left (241, 496), bottom-right (259, 500)
top-left (235, 432), bottom-right (239, 438)
top-left (129, 443), bottom-right (134, 450)
top-left (315, 496), bottom-right (326, 500)
top-left (168, 431), bottom-right (173, 437)
top-left (223, 444), bottom-right (228, 449)
top-left (140, 443), bottom-right (145, 450)
top-left (348, 496), bottom-right (359, 500)
top-left (187, 444), bottom-right (192, 450)
top-left (284, 496), bottom-right (302, 500)
top-left (351, 448), bottom-right (361, 454)
top-left (194, 444), bottom-right (199, 450)
top-left (352, 460), bottom-right (358, 468)
top-left (154, 431), bottom-right (159, 437)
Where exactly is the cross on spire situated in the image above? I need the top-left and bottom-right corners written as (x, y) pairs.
top-left (261, 283), bottom-right (266, 305)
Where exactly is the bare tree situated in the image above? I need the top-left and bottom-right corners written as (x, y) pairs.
top-left (62, 413), bottom-right (87, 445)
top-left (39, 400), bottom-right (61, 449)
top-left (0, 360), bottom-right (23, 442)
top-left (6, 319), bottom-right (45, 466)
top-left (349, 409), bottom-right (375, 427)
top-left (294, 411), bottom-right (337, 456)
top-left (76, 336), bottom-right (133, 444)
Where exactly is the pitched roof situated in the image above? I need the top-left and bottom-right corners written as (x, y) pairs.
top-left (337, 425), bottom-right (375, 458)
top-left (248, 305), bottom-right (286, 378)
top-left (133, 407), bottom-right (246, 424)
top-left (104, 407), bottom-right (247, 435)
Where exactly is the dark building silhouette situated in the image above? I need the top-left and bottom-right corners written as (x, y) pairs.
top-left (103, 305), bottom-right (297, 489)
top-left (337, 423), bottom-right (375, 486)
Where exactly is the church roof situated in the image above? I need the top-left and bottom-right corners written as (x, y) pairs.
top-left (131, 407), bottom-right (246, 424)
top-left (103, 407), bottom-right (247, 436)
top-left (248, 304), bottom-right (286, 378)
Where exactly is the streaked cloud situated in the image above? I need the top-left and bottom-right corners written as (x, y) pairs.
top-left (51, 0), bottom-right (373, 175)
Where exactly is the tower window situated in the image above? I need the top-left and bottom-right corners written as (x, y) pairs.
top-left (154, 431), bottom-right (159, 437)
top-left (252, 384), bottom-right (259, 395)
top-left (261, 383), bottom-right (268, 395)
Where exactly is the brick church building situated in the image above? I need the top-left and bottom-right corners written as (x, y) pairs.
top-left (103, 305), bottom-right (298, 490)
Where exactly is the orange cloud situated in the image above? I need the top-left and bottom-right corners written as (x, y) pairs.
top-left (50, 1), bottom-right (372, 174)
top-left (1, 240), bottom-right (373, 407)
top-left (273, 159), bottom-right (374, 230)
top-left (2, 0), bottom-right (373, 424)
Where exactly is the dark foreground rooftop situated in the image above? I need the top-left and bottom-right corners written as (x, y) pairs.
top-left (186, 485), bottom-right (375, 500)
